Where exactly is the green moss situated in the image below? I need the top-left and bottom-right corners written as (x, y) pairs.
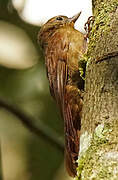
top-left (78, 1), bottom-right (118, 76)
top-left (76, 124), bottom-right (112, 179)
top-left (84, 0), bottom-right (118, 62)
top-left (78, 55), bottom-right (87, 80)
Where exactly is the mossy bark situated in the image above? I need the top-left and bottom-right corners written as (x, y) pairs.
top-left (76, 0), bottom-right (118, 179)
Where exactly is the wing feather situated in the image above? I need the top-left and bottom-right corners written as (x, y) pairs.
top-left (45, 31), bottom-right (80, 177)
top-left (45, 32), bottom-right (68, 112)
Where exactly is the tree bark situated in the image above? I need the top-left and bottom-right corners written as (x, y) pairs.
top-left (76, 0), bottom-right (118, 179)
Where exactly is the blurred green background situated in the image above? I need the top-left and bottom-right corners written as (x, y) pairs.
top-left (0, 1), bottom-right (73, 179)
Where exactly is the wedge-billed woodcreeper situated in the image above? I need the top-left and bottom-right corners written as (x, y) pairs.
top-left (38, 12), bottom-right (86, 177)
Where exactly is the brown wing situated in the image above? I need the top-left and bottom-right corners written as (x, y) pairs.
top-left (45, 31), bottom-right (68, 113)
top-left (45, 31), bottom-right (82, 177)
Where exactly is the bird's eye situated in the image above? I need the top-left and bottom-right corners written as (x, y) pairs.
top-left (56, 17), bottom-right (63, 21)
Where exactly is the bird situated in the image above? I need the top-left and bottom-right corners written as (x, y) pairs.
top-left (38, 12), bottom-right (86, 177)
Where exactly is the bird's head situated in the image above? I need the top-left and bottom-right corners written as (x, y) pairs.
top-left (38, 12), bottom-right (81, 47)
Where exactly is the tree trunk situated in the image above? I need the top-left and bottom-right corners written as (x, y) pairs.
top-left (76, 0), bottom-right (118, 179)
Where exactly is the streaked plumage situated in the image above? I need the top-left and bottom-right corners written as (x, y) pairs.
top-left (38, 12), bottom-right (86, 177)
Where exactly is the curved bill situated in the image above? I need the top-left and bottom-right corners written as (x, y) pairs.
top-left (69, 11), bottom-right (82, 23)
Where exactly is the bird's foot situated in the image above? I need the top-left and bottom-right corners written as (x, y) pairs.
top-left (84, 16), bottom-right (95, 40)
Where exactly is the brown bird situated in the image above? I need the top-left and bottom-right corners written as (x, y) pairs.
top-left (38, 12), bottom-right (86, 177)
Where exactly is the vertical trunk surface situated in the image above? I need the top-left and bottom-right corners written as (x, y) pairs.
top-left (76, 0), bottom-right (118, 179)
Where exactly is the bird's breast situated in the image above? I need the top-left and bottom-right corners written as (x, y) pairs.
top-left (45, 27), bottom-right (85, 75)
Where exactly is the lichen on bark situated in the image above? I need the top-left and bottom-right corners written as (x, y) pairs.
top-left (87, 0), bottom-right (118, 62)
top-left (76, 123), bottom-right (118, 180)
top-left (76, 0), bottom-right (118, 179)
